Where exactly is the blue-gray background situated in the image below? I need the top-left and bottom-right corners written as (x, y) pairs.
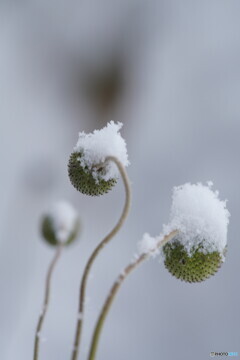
top-left (0, 1), bottom-right (239, 359)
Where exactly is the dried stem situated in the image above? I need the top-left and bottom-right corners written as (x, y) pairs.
top-left (87, 230), bottom-right (178, 360)
top-left (33, 244), bottom-right (63, 360)
top-left (71, 156), bottom-right (131, 360)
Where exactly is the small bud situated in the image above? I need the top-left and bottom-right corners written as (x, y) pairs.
top-left (163, 240), bottom-right (225, 283)
top-left (68, 152), bottom-right (117, 196)
top-left (41, 201), bottom-right (80, 246)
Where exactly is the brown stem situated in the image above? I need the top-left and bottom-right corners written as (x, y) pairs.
top-left (33, 244), bottom-right (63, 360)
top-left (71, 156), bottom-right (131, 360)
top-left (87, 230), bottom-right (178, 360)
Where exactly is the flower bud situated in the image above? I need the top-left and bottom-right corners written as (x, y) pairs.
top-left (41, 201), bottom-right (80, 246)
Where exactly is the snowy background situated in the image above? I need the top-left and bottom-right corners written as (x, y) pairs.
top-left (0, 1), bottom-right (240, 359)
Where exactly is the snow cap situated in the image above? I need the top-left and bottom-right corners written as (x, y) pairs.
top-left (163, 182), bottom-right (230, 256)
top-left (74, 121), bottom-right (129, 181)
top-left (48, 201), bottom-right (79, 243)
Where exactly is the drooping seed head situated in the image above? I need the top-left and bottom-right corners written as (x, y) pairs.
top-left (163, 239), bottom-right (226, 283)
top-left (161, 182), bottom-right (230, 283)
top-left (68, 121), bottom-right (129, 196)
top-left (68, 152), bottom-right (117, 196)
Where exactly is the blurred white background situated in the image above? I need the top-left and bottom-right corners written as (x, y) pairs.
top-left (0, 1), bottom-right (240, 359)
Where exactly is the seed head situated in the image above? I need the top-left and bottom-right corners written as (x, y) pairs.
top-left (68, 152), bottom-right (117, 196)
top-left (68, 121), bottom-right (129, 196)
top-left (163, 239), bottom-right (226, 283)
top-left (161, 182), bottom-right (230, 282)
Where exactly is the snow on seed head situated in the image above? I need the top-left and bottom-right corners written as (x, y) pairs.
top-left (138, 183), bottom-right (230, 283)
top-left (68, 121), bottom-right (129, 196)
top-left (160, 182), bottom-right (230, 283)
top-left (74, 121), bottom-right (129, 181)
top-left (162, 182), bottom-right (230, 257)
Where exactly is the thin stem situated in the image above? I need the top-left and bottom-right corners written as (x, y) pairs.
top-left (71, 156), bottom-right (131, 360)
top-left (87, 230), bottom-right (178, 360)
top-left (33, 244), bottom-right (63, 360)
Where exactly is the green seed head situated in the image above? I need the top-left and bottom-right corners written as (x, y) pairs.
top-left (41, 215), bottom-right (80, 246)
top-left (68, 152), bottom-right (117, 196)
top-left (162, 239), bottom-right (225, 283)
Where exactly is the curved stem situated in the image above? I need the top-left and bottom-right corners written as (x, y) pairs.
top-left (71, 156), bottom-right (131, 360)
top-left (87, 230), bottom-right (178, 360)
top-left (33, 244), bottom-right (63, 360)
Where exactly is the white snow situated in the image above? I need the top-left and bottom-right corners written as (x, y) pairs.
top-left (162, 182), bottom-right (230, 257)
top-left (37, 332), bottom-right (47, 342)
top-left (40, 305), bottom-right (47, 316)
top-left (138, 233), bottom-right (159, 257)
top-left (49, 201), bottom-right (79, 243)
top-left (74, 121), bottom-right (129, 181)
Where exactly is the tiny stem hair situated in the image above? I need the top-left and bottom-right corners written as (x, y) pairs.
top-left (71, 156), bottom-right (131, 360)
top-left (87, 230), bottom-right (178, 360)
top-left (33, 244), bottom-right (63, 360)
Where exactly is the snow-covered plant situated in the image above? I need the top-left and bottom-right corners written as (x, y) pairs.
top-left (68, 121), bottom-right (129, 196)
top-left (33, 201), bottom-right (80, 360)
top-left (68, 121), bottom-right (131, 360)
top-left (32, 121), bottom-right (230, 360)
top-left (86, 182), bottom-right (230, 360)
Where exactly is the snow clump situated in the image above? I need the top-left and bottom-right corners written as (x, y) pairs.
top-left (74, 121), bottom-right (129, 181)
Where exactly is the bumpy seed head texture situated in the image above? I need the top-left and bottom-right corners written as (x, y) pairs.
top-left (68, 152), bottom-right (117, 196)
top-left (163, 238), bottom-right (225, 283)
top-left (41, 215), bottom-right (80, 246)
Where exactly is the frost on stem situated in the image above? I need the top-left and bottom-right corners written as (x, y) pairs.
top-left (41, 201), bottom-right (80, 246)
top-left (161, 182), bottom-right (230, 283)
top-left (68, 121), bottom-right (129, 196)
top-left (138, 233), bottom-right (159, 257)
top-left (36, 332), bottom-right (47, 343)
